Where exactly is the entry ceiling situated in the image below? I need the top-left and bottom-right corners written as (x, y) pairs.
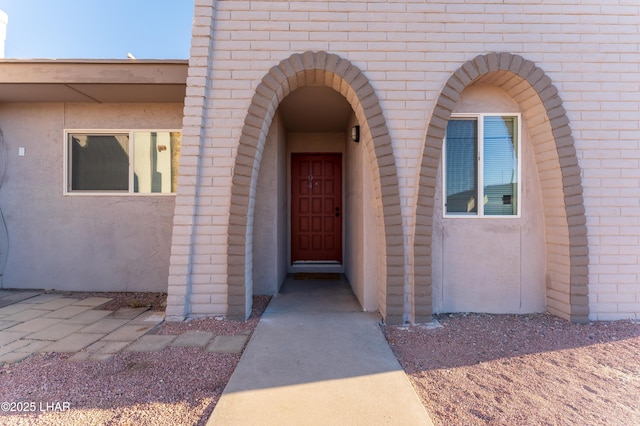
top-left (278, 86), bottom-right (353, 132)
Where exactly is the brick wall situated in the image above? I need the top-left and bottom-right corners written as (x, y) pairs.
top-left (168, 0), bottom-right (640, 321)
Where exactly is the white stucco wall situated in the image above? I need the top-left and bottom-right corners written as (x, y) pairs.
top-left (169, 0), bottom-right (640, 321)
top-left (0, 102), bottom-right (182, 292)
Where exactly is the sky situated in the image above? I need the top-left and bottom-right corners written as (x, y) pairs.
top-left (0, 0), bottom-right (194, 59)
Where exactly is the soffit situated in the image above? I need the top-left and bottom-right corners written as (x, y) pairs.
top-left (278, 86), bottom-right (353, 132)
top-left (0, 60), bottom-right (188, 103)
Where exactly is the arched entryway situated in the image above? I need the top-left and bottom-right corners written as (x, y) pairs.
top-left (413, 52), bottom-right (589, 323)
top-left (227, 51), bottom-right (404, 324)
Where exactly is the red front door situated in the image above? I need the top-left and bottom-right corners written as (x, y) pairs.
top-left (291, 153), bottom-right (342, 263)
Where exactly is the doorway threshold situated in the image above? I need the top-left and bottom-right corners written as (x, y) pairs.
top-left (289, 262), bottom-right (344, 274)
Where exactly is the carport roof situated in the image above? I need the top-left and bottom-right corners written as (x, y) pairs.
top-left (0, 59), bottom-right (187, 103)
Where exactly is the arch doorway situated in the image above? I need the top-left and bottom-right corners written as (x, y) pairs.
top-left (226, 52), bottom-right (404, 323)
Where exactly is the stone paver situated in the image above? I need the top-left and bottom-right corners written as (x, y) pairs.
top-left (102, 324), bottom-right (154, 342)
top-left (5, 317), bottom-right (60, 334)
top-left (41, 305), bottom-right (94, 320)
top-left (0, 303), bottom-right (32, 316)
top-left (3, 308), bottom-right (46, 322)
top-left (0, 291), bottom-right (40, 307)
top-left (129, 311), bottom-right (165, 325)
top-left (66, 309), bottom-right (112, 325)
top-left (20, 294), bottom-right (64, 304)
top-left (79, 318), bottom-right (128, 334)
top-left (0, 291), bottom-right (41, 303)
top-left (0, 320), bottom-right (19, 331)
top-left (124, 335), bottom-right (176, 352)
top-left (172, 330), bottom-right (214, 347)
top-left (71, 297), bottom-right (113, 307)
top-left (0, 352), bottom-right (31, 364)
top-left (0, 338), bottom-right (33, 355)
top-left (207, 335), bottom-right (249, 354)
top-left (14, 339), bottom-right (51, 354)
top-left (86, 340), bottom-right (131, 354)
top-left (0, 291), bottom-right (251, 366)
top-left (40, 333), bottom-right (105, 353)
top-left (27, 322), bottom-right (85, 341)
top-left (110, 307), bottom-right (149, 319)
top-left (32, 298), bottom-right (78, 311)
top-left (0, 331), bottom-right (29, 346)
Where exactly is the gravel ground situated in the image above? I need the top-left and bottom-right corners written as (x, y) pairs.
top-left (3, 292), bottom-right (640, 425)
top-left (383, 313), bottom-right (640, 426)
top-left (0, 295), bottom-right (269, 426)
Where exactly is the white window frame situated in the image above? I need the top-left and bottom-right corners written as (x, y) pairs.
top-left (64, 129), bottom-right (181, 196)
top-left (443, 113), bottom-right (522, 218)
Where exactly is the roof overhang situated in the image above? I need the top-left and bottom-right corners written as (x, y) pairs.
top-left (0, 59), bottom-right (188, 103)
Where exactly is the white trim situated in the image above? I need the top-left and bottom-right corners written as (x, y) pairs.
top-left (63, 129), bottom-right (181, 196)
top-left (443, 113), bottom-right (522, 219)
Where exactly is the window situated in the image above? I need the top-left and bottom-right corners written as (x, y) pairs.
top-left (66, 131), bottom-right (181, 194)
top-left (444, 114), bottom-right (520, 216)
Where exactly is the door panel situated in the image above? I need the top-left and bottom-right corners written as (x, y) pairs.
top-left (291, 153), bottom-right (342, 262)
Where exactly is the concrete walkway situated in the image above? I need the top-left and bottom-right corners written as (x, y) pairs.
top-left (208, 277), bottom-right (433, 425)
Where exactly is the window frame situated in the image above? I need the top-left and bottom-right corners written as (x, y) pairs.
top-left (442, 113), bottom-right (522, 218)
top-left (64, 129), bottom-right (181, 196)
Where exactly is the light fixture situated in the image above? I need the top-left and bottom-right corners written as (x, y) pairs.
top-left (351, 125), bottom-right (360, 143)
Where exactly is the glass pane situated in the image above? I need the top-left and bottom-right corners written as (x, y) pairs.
top-left (133, 131), bottom-right (181, 193)
top-left (446, 119), bottom-right (478, 214)
top-left (70, 134), bottom-right (129, 191)
top-left (483, 116), bottom-right (518, 215)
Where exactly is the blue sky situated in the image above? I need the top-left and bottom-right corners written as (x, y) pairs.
top-left (0, 0), bottom-right (193, 59)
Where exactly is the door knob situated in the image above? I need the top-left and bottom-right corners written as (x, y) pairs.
top-left (335, 207), bottom-right (340, 217)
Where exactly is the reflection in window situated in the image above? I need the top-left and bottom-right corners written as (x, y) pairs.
top-left (67, 131), bottom-right (181, 194)
top-left (133, 132), bottom-right (181, 193)
top-left (445, 115), bottom-right (519, 216)
top-left (483, 116), bottom-right (518, 215)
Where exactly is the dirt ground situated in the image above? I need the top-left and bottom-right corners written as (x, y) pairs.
top-left (383, 313), bottom-right (640, 426)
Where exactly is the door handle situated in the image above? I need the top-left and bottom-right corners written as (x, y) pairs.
top-left (335, 207), bottom-right (340, 217)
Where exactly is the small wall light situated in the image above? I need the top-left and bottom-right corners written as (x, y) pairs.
top-left (351, 125), bottom-right (360, 143)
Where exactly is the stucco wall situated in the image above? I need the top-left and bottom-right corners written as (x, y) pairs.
top-left (432, 84), bottom-right (546, 314)
top-left (0, 102), bottom-right (182, 292)
top-left (169, 0), bottom-right (640, 321)
top-left (253, 112), bottom-right (287, 294)
top-left (345, 115), bottom-right (379, 311)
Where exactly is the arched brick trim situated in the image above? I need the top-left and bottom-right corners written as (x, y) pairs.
top-left (227, 51), bottom-right (404, 323)
top-left (414, 52), bottom-right (589, 324)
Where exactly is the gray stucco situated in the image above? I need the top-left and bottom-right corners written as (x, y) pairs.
top-left (431, 84), bottom-right (546, 314)
top-left (0, 102), bottom-right (182, 292)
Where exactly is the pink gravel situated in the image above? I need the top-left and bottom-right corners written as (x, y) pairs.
top-left (384, 313), bottom-right (640, 425)
top-left (0, 296), bottom-right (270, 426)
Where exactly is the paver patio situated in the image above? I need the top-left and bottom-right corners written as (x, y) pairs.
top-left (207, 335), bottom-right (249, 354)
top-left (0, 291), bottom-right (254, 366)
top-left (125, 335), bottom-right (176, 352)
top-left (171, 330), bottom-right (214, 347)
